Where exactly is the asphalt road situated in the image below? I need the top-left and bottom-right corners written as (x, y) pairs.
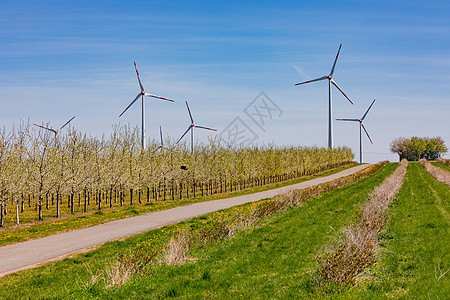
top-left (0, 164), bottom-right (369, 277)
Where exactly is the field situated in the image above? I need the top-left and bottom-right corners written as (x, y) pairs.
top-left (0, 162), bottom-right (448, 299)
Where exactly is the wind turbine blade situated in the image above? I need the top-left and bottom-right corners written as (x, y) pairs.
top-left (194, 125), bottom-right (217, 131)
top-left (119, 93), bottom-right (142, 117)
top-left (33, 124), bottom-right (57, 134)
top-left (185, 101), bottom-right (194, 124)
top-left (336, 118), bottom-right (359, 122)
top-left (361, 123), bottom-right (373, 144)
top-left (144, 93), bottom-right (175, 102)
top-left (331, 79), bottom-right (353, 104)
top-left (330, 44), bottom-right (342, 76)
top-left (361, 99), bottom-right (376, 121)
top-left (134, 61), bottom-right (144, 92)
top-left (176, 126), bottom-right (193, 144)
top-left (59, 116), bottom-right (76, 131)
top-left (295, 75), bottom-right (328, 86)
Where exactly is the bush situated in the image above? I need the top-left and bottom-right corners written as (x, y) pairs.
top-left (390, 136), bottom-right (447, 161)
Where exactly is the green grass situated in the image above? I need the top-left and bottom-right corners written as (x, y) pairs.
top-left (432, 161), bottom-right (450, 172)
top-left (335, 162), bottom-right (450, 299)
top-left (0, 163), bottom-right (394, 299)
top-left (0, 163), bottom-right (357, 247)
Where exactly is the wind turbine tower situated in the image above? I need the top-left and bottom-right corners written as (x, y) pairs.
top-left (336, 99), bottom-right (376, 163)
top-left (119, 62), bottom-right (175, 149)
top-left (295, 44), bottom-right (353, 148)
top-left (176, 101), bottom-right (217, 152)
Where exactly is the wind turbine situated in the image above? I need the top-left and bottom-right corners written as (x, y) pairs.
top-left (33, 116), bottom-right (76, 138)
top-left (159, 125), bottom-right (164, 150)
top-left (336, 99), bottom-right (375, 163)
top-left (119, 61), bottom-right (175, 149)
top-left (295, 44), bottom-right (353, 148)
top-left (176, 101), bottom-right (217, 152)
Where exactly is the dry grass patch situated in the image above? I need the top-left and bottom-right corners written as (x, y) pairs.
top-left (420, 158), bottom-right (450, 185)
top-left (437, 158), bottom-right (450, 166)
top-left (317, 159), bottom-right (408, 287)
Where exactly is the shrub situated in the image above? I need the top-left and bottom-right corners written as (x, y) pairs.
top-left (390, 137), bottom-right (448, 161)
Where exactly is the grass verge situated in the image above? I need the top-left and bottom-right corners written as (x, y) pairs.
top-left (336, 162), bottom-right (450, 299)
top-left (0, 163), bottom-right (357, 247)
top-left (0, 163), bottom-right (394, 299)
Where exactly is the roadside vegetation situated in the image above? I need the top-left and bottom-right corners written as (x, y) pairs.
top-left (1, 161), bottom-right (446, 299)
top-left (0, 163), bottom-right (356, 247)
top-left (0, 162), bottom-right (391, 298)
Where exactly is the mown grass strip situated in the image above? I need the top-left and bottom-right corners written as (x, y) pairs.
top-left (340, 162), bottom-right (450, 299)
top-left (0, 163), bottom-right (357, 247)
top-left (0, 163), bottom-right (395, 299)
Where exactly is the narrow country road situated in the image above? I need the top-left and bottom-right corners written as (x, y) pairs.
top-left (0, 164), bottom-right (369, 277)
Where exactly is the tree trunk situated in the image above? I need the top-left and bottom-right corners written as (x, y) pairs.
top-left (38, 197), bottom-right (43, 221)
top-left (0, 203), bottom-right (3, 227)
top-left (84, 190), bottom-right (88, 212)
top-left (56, 192), bottom-right (60, 218)
top-left (71, 194), bottom-right (75, 214)
top-left (15, 199), bottom-right (19, 225)
top-left (130, 189), bottom-right (133, 205)
top-left (98, 191), bottom-right (102, 210)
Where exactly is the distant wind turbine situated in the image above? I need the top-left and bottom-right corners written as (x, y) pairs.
top-left (159, 125), bottom-right (164, 150)
top-left (336, 99), bottom-right (375, 163)
top-left (295, 44), bottom-right (353, 149)
top-left (33, 116), bottom-right (76, 136)
top-left (176, 101), bottom-right (217, 152)
top-left (119, 61), bottom-right (175, 149)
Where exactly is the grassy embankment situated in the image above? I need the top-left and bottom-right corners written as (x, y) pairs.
top-left (0, 163), bottom-right (393, 298)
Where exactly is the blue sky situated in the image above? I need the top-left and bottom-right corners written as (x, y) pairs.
top-left (1, 0), bottom-right (449, 162)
